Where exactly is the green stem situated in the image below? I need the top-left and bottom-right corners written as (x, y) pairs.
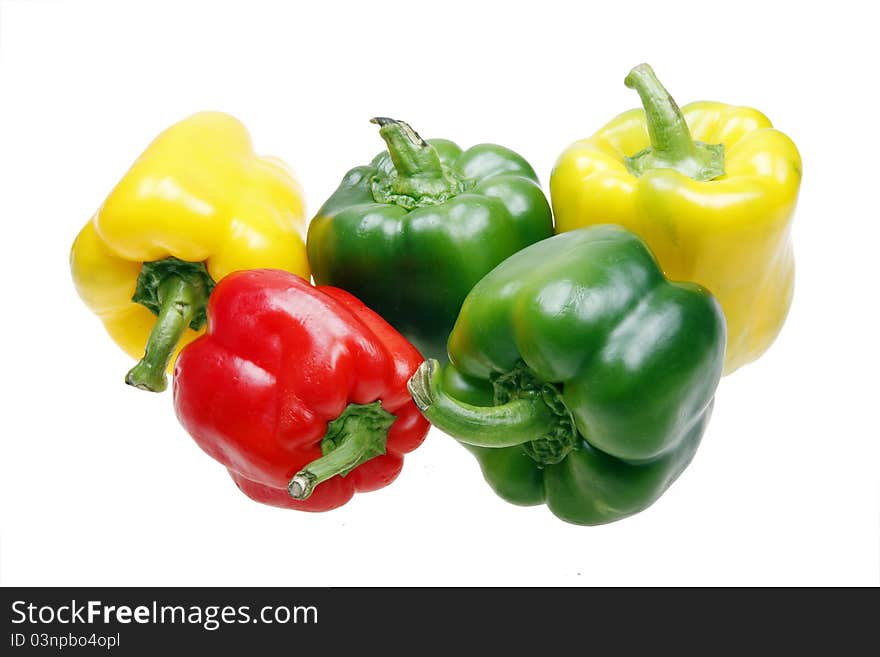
top-left (125, 258), bottom-right (213, 392)
top-left (288, 401), bottom-right (395, 501)
top-left (371, 117), bottom-right (443, 178)
top-left (125, 276), bottom-right (204, 392)
top-left (370, 117), bottom-right (461, 204)
top-left (623, 63), bottom-right (724, 181)
top-left (625, 64), bottom-right (696, 163)
top-left (407, 360), bottom-right (557, 448)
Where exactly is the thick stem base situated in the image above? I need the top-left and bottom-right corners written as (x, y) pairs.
top-left (623, 63), bottom-right (725, 182)
top-left (125, 258), bottom-right (213, 392)
top-left (288, 401), bottom-right (395, 501)
top-left (409, 360), bottom-right (578, 465)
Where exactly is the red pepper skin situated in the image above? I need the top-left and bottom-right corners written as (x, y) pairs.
top-left (173, 269), bottom-right (429, 512)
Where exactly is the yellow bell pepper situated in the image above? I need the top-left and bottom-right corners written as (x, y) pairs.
top-left (550, 64), bottom-right (801, 374)
top-left (70, 111), bottom-right (309, 391)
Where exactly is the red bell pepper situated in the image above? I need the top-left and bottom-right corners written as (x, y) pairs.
top-left (173, 269), bottom-right (429, 512)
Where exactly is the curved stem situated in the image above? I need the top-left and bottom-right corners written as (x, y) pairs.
top-left (288, 401), bottom-right (394, 501)
top-left (407, 360), bottom-right (557, 448)
top-left (623, 64), bottom-right (725, 181)
top-left (126, 257), bottom-right (213, 392)
top-left (369, 117), bottom-right (462, 205)
top-left (371, 117), bottom-right (444, 178)
top-left (625, 64), bottom-right (696, 163)
top-left (125, 276), bottom-right (202, 392)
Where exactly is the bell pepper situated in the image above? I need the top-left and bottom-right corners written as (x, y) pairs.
top-left (173, 268), bottom-right (429, 512)
top-left (550, 64), bottom-right (801, 374)
top-left (407, 225), bottom-right (725, 525)
top-left (69, 111), bottom-right (310, 392)
top-left (307, 117), bottom-right (554, 361)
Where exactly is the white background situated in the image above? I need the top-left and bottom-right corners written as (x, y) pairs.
top-left (1, 0), bottom-right (878, 586)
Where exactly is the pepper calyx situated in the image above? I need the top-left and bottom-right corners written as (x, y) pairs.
top-left (408, 359), bottom-right (577, 465)
top-left (369, 117), bottom-right (467, 209)
top-left (133, 257), bottom-right (215, 331)
top-left (623, 63), bottom-right (725, 182)
top-left (491, 362), bottom-right (578, 466)
top-left (287, 401), bottom-right (395, 501)
top-left (125, 258), bottom-right (214, 392)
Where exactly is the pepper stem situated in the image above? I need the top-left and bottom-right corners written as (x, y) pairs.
top-left (288, 401), bottom-right (395, 501)
top-left (125, 275), bottom-right (207, 392)
top-left (126, 258), bottom-right (214, 392)
top-left (623, 63), bottom-right (724, 181)
top-left (371, 117), bottom-right (444, 178)
top-left (370, 117), bottom-right (462, 205)
top-left (407, 360), bottom-right (558, 448)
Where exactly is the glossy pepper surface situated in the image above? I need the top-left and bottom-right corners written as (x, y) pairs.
top-left (408, 226), bottom-right (725, 525)
top-left (174, 269), bottom-right (429, 512)
top-left (550, 64), bottom-right (801, 373)
top-left (70, 112), bottom-right (309, 391)
top-left (308, 117), bottom-right (553, 361)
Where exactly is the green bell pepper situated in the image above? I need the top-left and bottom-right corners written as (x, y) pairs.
top-left (307, 117), bottom-right (554, 360)
top-left (408, 225), bottom-right (726, 525)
